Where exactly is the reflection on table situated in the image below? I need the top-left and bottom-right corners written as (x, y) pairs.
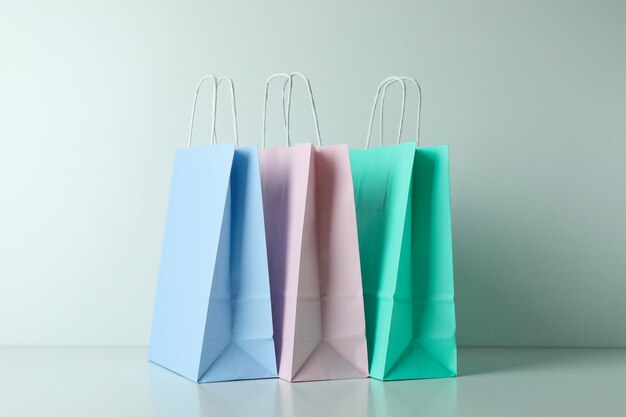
top-left (148, 363), bottom-right (457, 417)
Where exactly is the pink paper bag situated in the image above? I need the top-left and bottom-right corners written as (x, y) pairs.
top-left (259, 142), bottom-right (369, 382)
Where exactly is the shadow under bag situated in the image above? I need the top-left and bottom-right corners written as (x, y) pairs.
top-left (149, 76), bottom-right (277, 382)
top-left (349, 77), bottom-right (457, 380)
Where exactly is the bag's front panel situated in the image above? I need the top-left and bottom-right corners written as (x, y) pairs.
top-left (225, 146), bottom-right (278, 379)
top-left (199, 185), bottom-right (233, 380)
top-left (292, 144), bottom-right (368, 380)
top-left (198, 147), bottom-right (279, 382)
top-left (259, 144), bottom-right (314, 380)
top-left (349, 142), bottom-right (416, 379)
top-left (407, 146), bottom-right (457, 378)
top-left (382, 195), bottom-right (416, 380)
top-left (290, 144), bottom-right (324, 381)
top-left (149, 144), bottom-right (235, 382)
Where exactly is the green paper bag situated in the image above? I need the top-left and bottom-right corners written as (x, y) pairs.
top-left (349, 77), bottom-right (456, 380)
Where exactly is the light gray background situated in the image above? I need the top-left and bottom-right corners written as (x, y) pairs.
top-left (1, 0), bottom-right (625, 347)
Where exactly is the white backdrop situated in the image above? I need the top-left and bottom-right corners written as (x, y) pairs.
top-left (1, 0), bottom-right (625, 347)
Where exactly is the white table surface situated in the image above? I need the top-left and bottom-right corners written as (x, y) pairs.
top-left (1, 347), bottom-right (624, 416)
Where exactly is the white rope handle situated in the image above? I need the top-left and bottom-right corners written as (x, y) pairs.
top-left (380, 76), bottom-right (422, 147)
top-left (188, 75), bottom-right (239, 149)
top-left (262, 73), bottom-right (292, 149)
top-left (283, 72), bottom-right (323, 147)
top-left (212, 77), bottom-right (239, 147)
top-left (365, 76), bottom-right (406, 149)
top-left (379, 78), bottom-right (408, 147)
top-left (188, 75), bottom-right (217, 149)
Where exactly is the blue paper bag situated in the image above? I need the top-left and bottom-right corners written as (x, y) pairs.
top-left (149, 142), bottom-right (277, 383)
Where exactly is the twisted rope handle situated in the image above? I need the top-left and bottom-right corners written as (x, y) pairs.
top-left (365, 76), bottom-right (406, 149)
top-left (380, 76), bottom-right (422, 147)
top-left (188, 75), bottom-right (239, 149)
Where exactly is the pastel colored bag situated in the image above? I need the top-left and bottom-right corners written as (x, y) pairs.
top-left (149, 76), bottom-right (277, 382)
top-left (349, 76), bottom-right (457, 380)
top-left (259, 73), bottom-right (369, 382)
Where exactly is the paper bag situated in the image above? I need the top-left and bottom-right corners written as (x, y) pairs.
top-left (149, 76), bottom-right (277, 382)
top-left (259, 73), bottom-right (368, 382)
top-left (350, 76), bottom-right (457, 380)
